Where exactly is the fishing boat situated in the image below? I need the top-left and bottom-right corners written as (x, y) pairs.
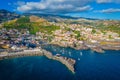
top-left (80, 52), bottom-right (83, 56)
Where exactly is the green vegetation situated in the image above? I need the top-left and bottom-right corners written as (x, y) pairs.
top-left (3, 20), bottom-right (16, 29)
top-left (3, 16), bottom-right (60, 35)
top-left (96, 24), bottom-right (120, 36)
top-left (3, 17), bottom-right (30, 29)
top-left (107, 25), bottom-right (120, 36)
top-left (16, 16), bottom-right (30, 23)
top-left (47, 36), bottom-right (53, 42)
top-left (91, 29), bottom-right (96, 34)
top-left (109, 35), bottom-right (113, 39)
top-left (40, 25), bottom-right (60, 34)
top-left (65, 27), bottom-right (72, 31)
top-left (101, 30), bottom-right (106, 35)
top-left (29, 25), bottom-right (40, 34)
top-left (74, 31), bottom-right (81, 40)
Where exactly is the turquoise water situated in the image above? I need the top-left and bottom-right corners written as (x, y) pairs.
top-left (0, 45), bottom-right (120, 80)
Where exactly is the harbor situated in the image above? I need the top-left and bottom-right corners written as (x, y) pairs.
top-left (0, 48), bottom-right (76, 73)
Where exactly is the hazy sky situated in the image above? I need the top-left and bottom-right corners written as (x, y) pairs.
top-left (1, 0), bottom-right (120, 20)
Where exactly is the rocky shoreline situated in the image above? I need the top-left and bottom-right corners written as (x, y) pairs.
top-left (50, 41), bottom-right (120, 53)
top-left (0, 48), bottom-right (76, 73)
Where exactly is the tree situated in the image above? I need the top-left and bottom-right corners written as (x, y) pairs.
top-left (92, 29), bottom-right (96, 34)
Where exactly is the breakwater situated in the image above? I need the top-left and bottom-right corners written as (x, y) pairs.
top-left (0, 49), bottom-right (76, 73)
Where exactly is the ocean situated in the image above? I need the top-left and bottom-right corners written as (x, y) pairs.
top-left (0, 45), bottom-right (120, 80)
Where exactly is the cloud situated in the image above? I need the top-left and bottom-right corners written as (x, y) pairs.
top-left (75, 5), bottom-right (93, 12)
top-left (95, 8), bottom-right (120, 13)
top-left (96, 0), bottom-right (120, 3)
top-left (16, 0), bottom-right (93, 13)
top-left (15, 0), bottom-right (120, 14)
top-left (96, 0), bottom-right (112, 3)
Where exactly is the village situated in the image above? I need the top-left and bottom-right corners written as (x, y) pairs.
top-left (0, 15), bottom-right (120, 53)
top-left (0, 21), bottom-right (120, 53)
top-left (50, 22), bottom-right (120, 52)
top-left (0, 28), bottom-right (41, 52)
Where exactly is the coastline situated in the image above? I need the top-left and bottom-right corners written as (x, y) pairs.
top-left (50, 41), bottom-right (120, 53)
top-left (0, 48), bottom-right (76, 73)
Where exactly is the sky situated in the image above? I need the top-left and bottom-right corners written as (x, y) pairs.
top-left (1, 0), bottom-right (120, 20)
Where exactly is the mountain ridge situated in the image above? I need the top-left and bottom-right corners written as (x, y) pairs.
top-left (23, 13), bottom-right (99, 22)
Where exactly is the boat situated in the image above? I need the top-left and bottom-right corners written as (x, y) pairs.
top-left (80, 52), bottom-right (83, 56)
top-left (56, 54), bottom-right (61, 57)
top-left (68, 52), bottom-right (71, 56)
top-left (78, 58), bottom-right (80, 61)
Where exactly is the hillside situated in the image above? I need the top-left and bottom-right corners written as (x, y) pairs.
top-left (0, 10), bottom-right (120, 36)
top-left (24, 13), bottom-right (97, 22)
top-left (3, 16), bottom-right (60, 34)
